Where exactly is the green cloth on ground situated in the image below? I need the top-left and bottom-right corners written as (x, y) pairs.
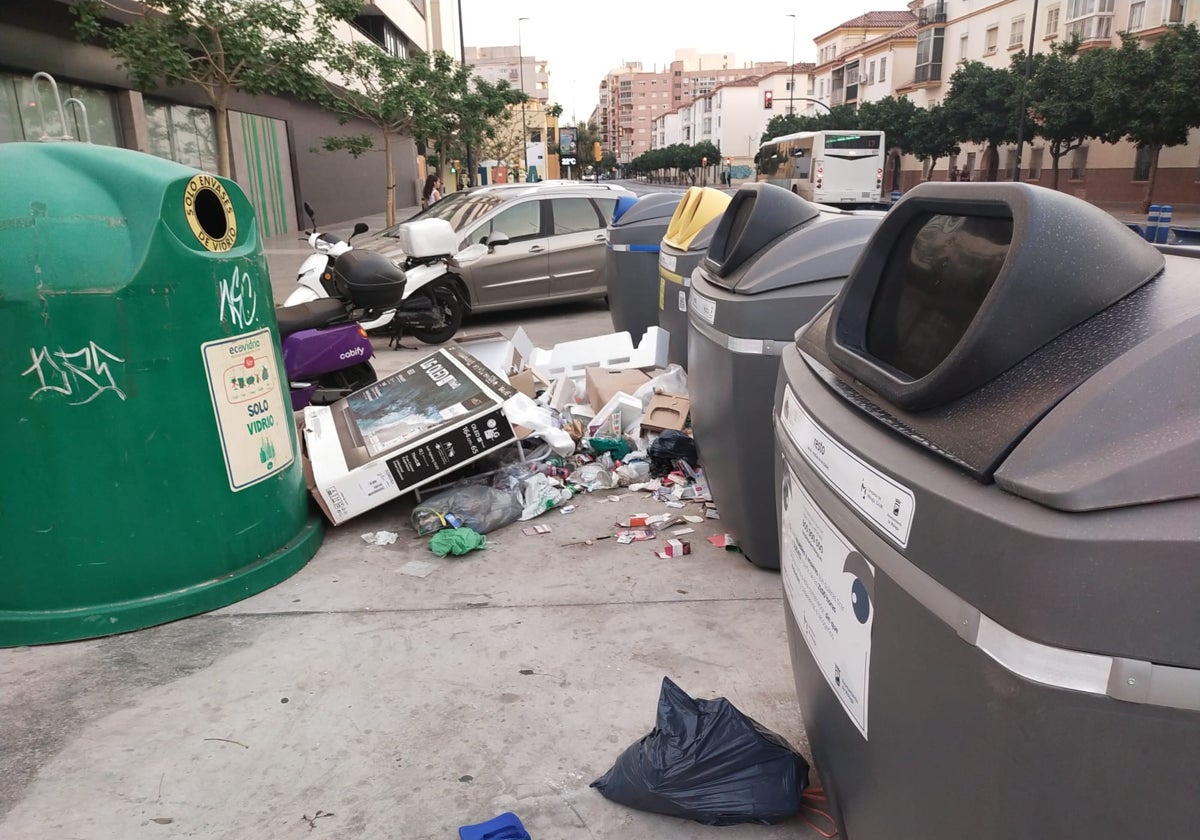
top-left (589, 437), bottom-right (632, 461)
top-left (429, 526), bottom-right (487, 557)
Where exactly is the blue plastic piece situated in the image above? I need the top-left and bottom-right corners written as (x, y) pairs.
top-left (611, 194), bottom-right (639, 223)
top-left (458, 811), bottom-right (530, 840)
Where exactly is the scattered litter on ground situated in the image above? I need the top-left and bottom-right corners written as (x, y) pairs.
top-left (412, 485), bottom-right (522, 536)
top-left (705, 508), bottom-right (721, 520)
top-left (398, 559), bottom-right (438, 578)
top-left (707, 534), bottom-right (741, 551)
top-left (559, 505), bottom-right (577, 515)
top-left (429, 527), bottom-right (487, 557)
top-left (654, 540), bottom-right (691, 558)
top-left (672, 527), bottom-right (696, 536)
top-left (616, 529), bottom-right (657, 544)
top-left (301, 810), bottom-right (335, 830)
top-left (360, 530), bottom-right (399, 546)
top-left (683, 515), bottom-right (704, 523)
top-left (522, 524), bottom-right (552, 536)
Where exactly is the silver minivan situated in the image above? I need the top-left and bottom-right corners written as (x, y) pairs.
top-left (365, 182), bottom-right (633, 314)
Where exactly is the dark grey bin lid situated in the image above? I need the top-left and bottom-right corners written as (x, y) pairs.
top-left (611, 192), bottom-right (681, 230)
top-left (701, 211), bottom-right (884, 296)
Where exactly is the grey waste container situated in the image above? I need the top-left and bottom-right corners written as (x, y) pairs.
top-left (607, 193), bottom-right (681, 342)
top-left (689, 183), bottom-right (883, 570)
top-left (657, 187), bottom-right (730, 370)
top-left (773, 181), bottom-right (1200, 839)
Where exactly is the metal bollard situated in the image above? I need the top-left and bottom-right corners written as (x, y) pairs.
top-left (1146, 204), bottom-right (1161, 243)
top-left (1156, 205), bottom-right (1173, 244)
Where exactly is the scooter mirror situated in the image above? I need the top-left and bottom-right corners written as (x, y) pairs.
top-left (351, 222), bottom-right (369, 240)
top-left (304, 202), bottom-right (316, 230)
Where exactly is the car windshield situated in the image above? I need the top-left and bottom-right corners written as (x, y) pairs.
top-left (381, 192), bottom-right (505, 237)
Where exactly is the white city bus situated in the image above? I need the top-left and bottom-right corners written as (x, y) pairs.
top-left (758, 130), bottom-right (886, 207)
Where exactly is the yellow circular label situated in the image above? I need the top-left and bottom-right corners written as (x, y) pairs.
top-left (183, 174), bottom-right (238, 252)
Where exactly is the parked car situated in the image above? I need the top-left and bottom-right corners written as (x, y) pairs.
top-left (360, 181), bottom-right (634, 315)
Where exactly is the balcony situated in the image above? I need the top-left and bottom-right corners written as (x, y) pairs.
top-left (914, 62), bottom-right (942, 83)
top-left (918, 1), bottom-right (947, 26)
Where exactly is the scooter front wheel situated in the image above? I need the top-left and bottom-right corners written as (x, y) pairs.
top-left (409, 282), bottom-right (464, 345)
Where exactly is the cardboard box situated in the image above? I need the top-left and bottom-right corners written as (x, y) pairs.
top-left (641, 392), bottom-right (690, 434)
top-left (303, 346), bottom-right (518, 525)
top-left (585, 367), bottom-right (652, 412)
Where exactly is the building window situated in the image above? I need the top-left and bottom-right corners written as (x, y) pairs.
top-left (2, 73), bottom-right (122, 146)
top-left (1127, 1), bottom-right (1145, 30)
top-left (1133, 145), bottom-right (1152, 181)
top-left (965, 151), bottom-right (977, 179)
top-left (1010, 17), bottom-right (1025, 46)
top-left (1005, 147), bottom-right (1020, 175)
top-left (785, 79), bottom-right (793, 91)
top-left (1065, 0), bottom-right (1115, 41)
top-left (985, 26), bottom-right (999, 54)
top-left (1029, 147), bottom-right (1043, 179)
top-left (1071, 145), bottom-right (1088, 180)
top-left (1046, 6), bottom-right (1060, 34)
top-left (880, 57), bottom-right (887, 82)
top-left (959, 34), bottom-right (970, 61)
top-left (144, 100), bottom-right (217, 172)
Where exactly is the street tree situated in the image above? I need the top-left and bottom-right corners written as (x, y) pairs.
top-left (942, 60), bottom-right (1024, 180)
top-left (319, 46), bottom-right (523, 225)
top-left (1021, 42), bottom-right (1101, 190)
top-left (73, 0), bottom-right (357, 178)
top-left (1091, 23), bottom-right (1200, 211)
top-left (856, 95), bottom-right (921, 189)
top-left (908, 104), bottom-right (960, 179)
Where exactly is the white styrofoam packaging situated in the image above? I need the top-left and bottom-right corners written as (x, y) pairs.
top-left (394, 217), bottom-right (459, 258)
top-left (303, 345), bottom-right (519, 525)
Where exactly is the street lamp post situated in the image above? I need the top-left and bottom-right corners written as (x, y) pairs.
top-left (517, 16), bottom-right (530, 183)
top-left (1012, 0), bottom-right (1039, 182)
top-left (787, 14), bottom-right (797, 115)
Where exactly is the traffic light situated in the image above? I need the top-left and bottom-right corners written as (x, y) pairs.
top-left (593, 141), bottom-right (602, 163)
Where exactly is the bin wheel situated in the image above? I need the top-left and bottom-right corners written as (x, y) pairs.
top-left (410, 281), bottom-right (464, 345)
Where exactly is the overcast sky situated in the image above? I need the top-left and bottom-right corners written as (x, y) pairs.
top-left (459, 1), bottom-right (913, 122)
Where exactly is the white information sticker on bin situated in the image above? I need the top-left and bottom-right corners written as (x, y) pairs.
top-left (781, 387), bottom-right (914, 547)
top-left (201, 327), bottom-right (294, 491)
top-left (781, 464), bottom-right (873, 739)
top-left (659, 252), bottom-right (677, 274)
top-left (689, 289), bottom-right (716, 324)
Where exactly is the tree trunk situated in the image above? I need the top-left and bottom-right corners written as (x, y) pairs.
top-left (1142, 144), bottom-right (1161, 214)
top-left (925, 158), bottom-right (938, 181)
top-left (1051, 155), bottom-right (1061, 190)
top-left (984, 143), bottom-right (1000, 182)
top-left (214, 97), bottom-right (231, 178)
top-left (384, 131), bottom-right (396, 227)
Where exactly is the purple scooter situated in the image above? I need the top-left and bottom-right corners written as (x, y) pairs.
top-left (277, 249), bottom-right (408, 410)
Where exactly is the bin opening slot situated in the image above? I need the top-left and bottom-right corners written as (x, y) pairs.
top-left (866, 212), bottom-right (1013, 379)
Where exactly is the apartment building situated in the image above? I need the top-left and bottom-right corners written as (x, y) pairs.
top-left (809, 0), bottom-right (1198, 202)
top-left (463, 46), bottom-right (550, 102)
top-left (599, 50), bottom-right (786, 163)
top-left (1, 0), bottom-right (462, 230)
top-left (653, 63), bottom-right (820, 171)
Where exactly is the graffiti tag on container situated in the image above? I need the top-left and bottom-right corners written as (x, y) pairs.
top-left (219, 266), bottom-right (258, 328)
top-left (23, 342), bottom-right (127, 405)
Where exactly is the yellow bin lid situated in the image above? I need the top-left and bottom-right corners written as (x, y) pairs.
top-left (663, 186), bottom-right (731, 250)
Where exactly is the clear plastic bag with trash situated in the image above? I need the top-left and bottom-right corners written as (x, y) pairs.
top-left (411, 484), bottom-right (523, 536)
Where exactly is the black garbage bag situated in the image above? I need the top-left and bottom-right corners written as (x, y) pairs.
top-left (647, 430), bottom-right (699, 477)
top-left (590, 677), bottom-right (810, 826)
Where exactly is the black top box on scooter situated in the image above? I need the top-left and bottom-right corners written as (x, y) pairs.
top-left (333, 250), bottom-right (407, 310)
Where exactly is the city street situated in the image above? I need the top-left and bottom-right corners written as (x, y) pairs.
top-left (0, 206), bottom-right (826, 840)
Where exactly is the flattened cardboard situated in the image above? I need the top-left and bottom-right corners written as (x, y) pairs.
top-left (304, 345), bottom-right (518, 525)
top-left (641, 392), bottom-right (690, 434)
top-left (585, 367), bottom-right (651, 412)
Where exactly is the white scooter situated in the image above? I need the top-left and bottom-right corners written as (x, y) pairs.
top-left (284, 204), bottom-right (466, 345)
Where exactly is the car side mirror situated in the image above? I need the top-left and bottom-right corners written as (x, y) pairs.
top-left (486, 231), bottom-right (510, 253)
